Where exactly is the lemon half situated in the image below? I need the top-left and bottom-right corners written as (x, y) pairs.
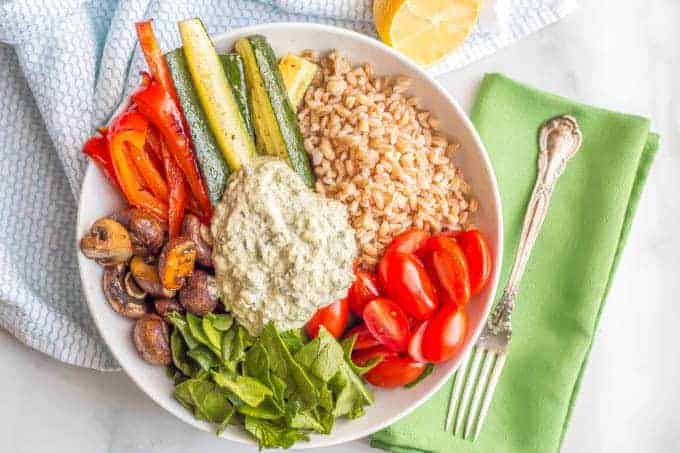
top-left (374, 0), bottom-right (482, 66)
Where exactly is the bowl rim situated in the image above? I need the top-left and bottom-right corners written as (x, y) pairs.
top-left (76, 21), bottom-right (504, 449)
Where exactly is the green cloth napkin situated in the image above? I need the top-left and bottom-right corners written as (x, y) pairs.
top-left (370, 73), bottom-right (659, 453)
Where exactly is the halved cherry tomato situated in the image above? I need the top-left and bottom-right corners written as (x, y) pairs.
top-left (343, 323), bottom-right (381, 350)
top-left (348, 271), bottom-right (382, 316)
top-left (305, 298), bottom-right (350, 339)
top-left (363, 298), bottom-right (410, 352)
top-left (378, 252), bottom-right (439, 320)
top-left (386, 229), bottom-right (430, 255)
top-left (421, 304), bottom-right (467, 363)
top-left (407, 320), bottom-right (429, 363)
top-left (454, 230), bottom-right (492, 295)
top-left (353, 347), bottom-right (427, 388)
top-left (422, 235), bottom-right (471, 307)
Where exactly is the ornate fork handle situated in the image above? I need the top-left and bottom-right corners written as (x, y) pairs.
top-left (483, 115), bottom-right (583, 347)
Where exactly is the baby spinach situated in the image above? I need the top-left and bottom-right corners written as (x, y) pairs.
top-left (204, 313), bottom-right (234, 331)
top-left (212, 372), bottom-right (272, 408)
top-left (244, 416), bottom-right (309, 449)
top-left (166, 314), bottom-right (377, 449)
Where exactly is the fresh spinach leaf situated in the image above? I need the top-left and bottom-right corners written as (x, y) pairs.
top-left (212, 372), bottom-right (273, 408)
top-left (294, 327), bottom-right (344, 382)
top-left (170, 329), bottom-right (197, 377)
top-left (341, 333), bottom-right (382, 375)
top-left (237, 397), bottom-right (284, 420)
top-left (174, 378), bottom-right (234, 426)
top-left (205, 313), bottom-right (234, 331)
top-left (202, 316), bottom-right (223, 352)
top-left (244, 416), bottom-right (309, 449)
top-left (166, 312), bottom-right (200, 350)
top-left (186, 313), bottom-right (221, 356)
top-left (187, 345), bottom-right (220, 371)
top-left (260, 323), bottom-right (318, 409)
top-left (280, 328), bottom-right (306, 354)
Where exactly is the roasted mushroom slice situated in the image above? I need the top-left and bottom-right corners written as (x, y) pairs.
top-left (124, 271), bottom-right (147, 299)
top-left (153, 298), bottom-right (184, 317)
top-left (129, 209), bottom-right (167, 256)
top-left (80, 218), bottom-right (133, 266)
top-left (132, 314), bottom-right (172, 365)
top-left (102, 265), bottom-right (148, 318)
top-left (129, 256), bottom-right (176, 298)
top-left (158, 237), bottom-right (197, 291)
top-left (179, 270), bottom-right (219, 315)
top-left (108, 208), bottom-right (134, 229)
top-left (182, 214), bottom-right (213, 267)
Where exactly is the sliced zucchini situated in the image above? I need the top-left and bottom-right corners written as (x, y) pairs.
top-left (178, 18), bottom-right (256, 172)
top-left (279, 54), bottom-right (318, 109)
top-left (235, 35), bottom-right (315, 188)
top-left (165, 48), bottom-right (229, 204)
top-left (219, 53), bottom-right (254, 139)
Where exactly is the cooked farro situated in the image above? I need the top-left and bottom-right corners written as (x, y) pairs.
top-left (298, 51), bottom-right (477, 269)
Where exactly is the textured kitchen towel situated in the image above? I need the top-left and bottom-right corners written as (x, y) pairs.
top-left (370, 74), bottom-right (659, 452)
top-left (0, 0), bottom-right (577, 371)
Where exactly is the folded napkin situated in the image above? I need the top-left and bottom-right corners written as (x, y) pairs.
top-left (370, 74), bottom-right (659, 452)
top-left (0, 0), bottom-right (577, 371)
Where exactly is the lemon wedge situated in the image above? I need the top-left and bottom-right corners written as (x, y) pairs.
top-left (374, 0), bottom-right (482, 66)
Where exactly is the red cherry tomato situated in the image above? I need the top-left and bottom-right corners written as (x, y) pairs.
top-left (343, 323), bottom-right (381, 350)
top-left (454, 230), bottom-right (492, 295)
top-left (386, 229), bottom-right (430, 255)
top-left (407, 320), bottom-right (429, 362)
top-left (348, 271), bottom-right (382, 316)
top-left (352, 345), bottom-right (397, 365)
top-left (363, 298), bottom-right (411, 352)
top-left (422, 236), bottom-right (471, 307)
top-left (305, 298), bottom-right (350, 339)
top-left (421, 304), bottom-right (467, 363)
top-left (353, 347), bottom-right (427, 388)
top-left (378, 252), bottom-right (439, 320)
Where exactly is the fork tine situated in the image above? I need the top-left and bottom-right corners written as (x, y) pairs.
top-left (454, 348), bottom-right (484, 436)
top-left (464, 351), bottom-right (495, 439)
top-left (445, 351), bottom-right (471, 431)
top-left (471, 354), bottom-right (507, 441)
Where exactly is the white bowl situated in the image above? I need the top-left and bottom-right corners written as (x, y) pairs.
top-left (77, 22), bottom-right (503, 449)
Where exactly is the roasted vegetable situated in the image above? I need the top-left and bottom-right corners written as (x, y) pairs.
top-left (130, 256), bottom-right (175, 298)
top-left (181, 213), bottom-right (212, 267)
top-left (220, 53), bottom-right (254, 139)
top-left (165, 48), bottom-right (230, 205)
top-left (102, 264), bottom-right (148, 318)
top-left (107, 110), bottom-right (168, 220)
top-left (128, 209), bottom-right (167, 256)
top-left (133, 78), bottom-right (212, 219)
top-left (179, 270), bottom-right (219, 315)
top-left (154, 298), bottom-right (184, 317)
top-left (158, 237), bottom-right (197, 290)
top-left (133, 314), bottom-right (172, 365)
top-left (278, 54), bottom-right (318, 109)
top-left (235, 35), bottom-right (315, 187)
top-left (178, 18), bottom-right (257, 173)
top-left (80, 218), bottom-right (133, 265)
top-left (82, 133), bottom-right (119, 189)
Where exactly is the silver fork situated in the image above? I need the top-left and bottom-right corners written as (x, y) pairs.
top-left (445, 115), bottom-right (584, 441)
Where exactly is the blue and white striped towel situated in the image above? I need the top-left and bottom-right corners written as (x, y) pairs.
top-left (0, 0), bottom-right (577, 370)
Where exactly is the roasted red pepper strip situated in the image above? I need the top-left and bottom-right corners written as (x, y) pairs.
top-left (82, 134), bottom-right (120, 189)
top-left (159, 137), bottom-right (187, 238)
top-left (128, 142), bottom-right (169, 201)
top-left (135, 21), bottom-right (180, 107)
top-left (133, 79), bottom-right (212, 218)
top-left (108, 111), bottom-right (168, 220)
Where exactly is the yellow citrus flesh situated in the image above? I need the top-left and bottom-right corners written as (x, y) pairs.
top-left (374, 0), bottom-right (482, 66)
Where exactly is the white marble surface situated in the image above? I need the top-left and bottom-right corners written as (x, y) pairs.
top-left (2, 0), bottom-right (679, 452)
